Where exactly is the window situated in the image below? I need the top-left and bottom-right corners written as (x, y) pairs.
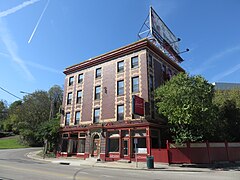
top-left (69, 76), bottom-right (74, 86)
top-left (76, 90), bottom-right (82, 103)
top-left (96, 68), bottom-right (101, 78)
top-left (95, 86), bottom-right (101, 100)
top-left (93, 108), bottom-right (100, 123)
top-left (117, 61), bottom-right (124, 72)
top-left (117, 104), bottom-right (124, 121)
top-left (131, 56), bottom-right (138, 68)
top-left (132, 77), bottom-right (139, 93)
top-left (117, 80), bottom-right (124, 96)
top-left (78, 139), bottom-right (85, 153)
top-left (78, 74), bottom-right (83, 83)
top-left (148, 55), bottom-right (153, 68)
top-left (132, 138), bottom-right (146, 153)
top-left (108, 138), bottom-right (119, 152)
top-left (67, 92), bottom-right (72, 105)
top-left (61, 139), bottom-right (68, 152)
top-left (149, 75), bottom-right (153, 92)
top-left (75, 111), bottom-right (80, 125)
top-left (65, 112), bottom-right (70, 126)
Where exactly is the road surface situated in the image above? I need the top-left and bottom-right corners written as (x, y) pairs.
top-left (0, 148), bottom-right (239, 180)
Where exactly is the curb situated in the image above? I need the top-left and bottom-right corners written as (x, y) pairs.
top-left (26, 150), bottom-right (235, 172)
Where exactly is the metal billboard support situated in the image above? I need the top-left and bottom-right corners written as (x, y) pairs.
top-left (137, 6), bottom-right (188, 63)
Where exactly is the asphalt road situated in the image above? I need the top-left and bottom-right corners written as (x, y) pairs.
top-left (0, 148), bottom-right (239, 180)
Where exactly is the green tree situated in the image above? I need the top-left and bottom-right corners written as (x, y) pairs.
top-left (48, 85), bottom-right (63, 120)
top-left (0, 100), bottom-right (8, 131)
top-left (155, 73), bottom-right (217, 143)
top-left (213, 88), bottom-right (240, 141)
top-left (18, 90), bottom-right (51, 146)
top-left (1, 100), bottom-right (22, 133)
top-left (38, 114), bottom-right (61, 152)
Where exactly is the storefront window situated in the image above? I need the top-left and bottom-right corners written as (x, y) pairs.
top-left (78, 139), bottom-right (85, 153)
top-left (132, 138), bottom-right (146, 153)
top-left (109, 138), bottom-right (119, 152)
top-left (61, 139), bottom-right (68, 152)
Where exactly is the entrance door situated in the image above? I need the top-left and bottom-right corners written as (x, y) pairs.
top-left (122, 139), bottom-right (129, 156)
top-left (92, 134), bottom-right (100, 157)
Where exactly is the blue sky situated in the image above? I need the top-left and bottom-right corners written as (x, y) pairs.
top-left (0, 0), bottom-right (240, 104)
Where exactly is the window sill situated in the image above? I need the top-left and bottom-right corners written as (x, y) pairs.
top-left (117, 94), bottom-right (124, 97)
top-left (131, 66), bottom-right (139, 70)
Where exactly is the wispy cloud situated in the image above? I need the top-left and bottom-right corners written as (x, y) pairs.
top-left (211, 63), bottom-right (240, 82)
top-left (0, 49), bottom-right (61, 74)
top-left (192, 45), bottom-right (240, 75)
top-left (0, 19), bottom-right (34, 81)
top-left (0, 0), bottom-right (39, 18)
top-left (25, 61), bottom-right (62, 74)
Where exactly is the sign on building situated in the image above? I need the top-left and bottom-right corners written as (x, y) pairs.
top-left (132, 95), bottom-right (144, 116)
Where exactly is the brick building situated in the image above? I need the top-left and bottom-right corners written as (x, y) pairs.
top-left (58, 38), bottom-right (184, 161)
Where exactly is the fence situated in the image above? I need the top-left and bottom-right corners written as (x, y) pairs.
top-left (151, 141), bottom-right (240, 164)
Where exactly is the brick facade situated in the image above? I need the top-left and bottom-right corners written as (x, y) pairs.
top-left (58, 38), bottom-right (184, 161)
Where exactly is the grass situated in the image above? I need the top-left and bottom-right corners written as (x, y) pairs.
top-left (0, 136), bottom-right (29, 149)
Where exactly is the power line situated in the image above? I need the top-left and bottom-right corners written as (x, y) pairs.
top-left (0, 86), bottom-right (22, 100)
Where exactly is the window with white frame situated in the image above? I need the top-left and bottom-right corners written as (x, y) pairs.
top-left (117, 80), bottom-right (124, 96)
top-left (131, 56), bottom-right (139, 68)
top-left (75, 111), bottom-right (80, 125)
top-left (65, 112), bottom-right (70, 126)
top-left (67, 92), bottom-right (72, 105)
top-left (78, 74), bottom-right (83, 83)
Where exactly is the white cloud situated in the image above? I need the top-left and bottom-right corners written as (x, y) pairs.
top-left (0, 47), bottom-right (61, 74)
top-left (211, 63), bottom-right (240, 82)
top-left (192, 45), bottom-right (240, 75)
top-left (25, 61), bottom-right (62, 74)
top-left (0, 0), bottom-right (39, 18)
top-left (0, 19), bottom-right (34, 81)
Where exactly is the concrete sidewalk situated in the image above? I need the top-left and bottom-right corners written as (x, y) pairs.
top-left (26, 150), bottom-right (239, 172)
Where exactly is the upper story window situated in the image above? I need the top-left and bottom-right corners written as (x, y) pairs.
top-left (117, 104), bottom-right (124, 121)
top-left (67, 92), bottom-right (72, 105)
top-left (95, 86), bottom-right (101, 100)
top-left (117, 61), bottom-right (124, 73)
top-left (131, 56), bottom-right (139, 68)
top-left (93, 108), bottom-right (100, 123)
top-left (132, 77), bottom-right (139, 93)
top-left (76, 90), bottom-right (82, 104)
top-left (78, 74), bottom-right (83, 84)
top-left (65, 112), bottom-right (70, 126)
top-left (69, 76), bottom-right (74, 86)
top-left (96, 68), bottom-right (102, 78)
top-left (75, 111), bottom-right (80, 125)
top-left (150, 75), bottom-right (154, 92)
top-left (117, 80), bottom-right (124, 96)
top-left (148, 55), bottom-right (153, 68)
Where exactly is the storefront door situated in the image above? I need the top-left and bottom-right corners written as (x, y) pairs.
top-left (122, 139), bottom-right (129, 157)
top-left (92, 134), bottom-right (100, 157)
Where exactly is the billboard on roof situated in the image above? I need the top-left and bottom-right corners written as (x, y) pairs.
top-left (150, 7), bottom-right (179, 54)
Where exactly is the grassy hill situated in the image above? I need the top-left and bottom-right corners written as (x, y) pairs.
top-left (0, 135), bottom-right (29, 149)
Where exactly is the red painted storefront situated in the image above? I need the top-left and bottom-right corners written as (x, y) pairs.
top-left (58, 120), bottom-right (163, 162)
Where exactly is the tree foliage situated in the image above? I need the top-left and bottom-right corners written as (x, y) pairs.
top-left (0, 85), bottom-right (63, 148)
top-left (17, 90), bottom-right (51, 146)
top-left (213, 89), bottom-right (240, 141)
top-left (1, 100), bottom-right (22, 133)
top-left (155, 73), bottom-right (217, 143)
